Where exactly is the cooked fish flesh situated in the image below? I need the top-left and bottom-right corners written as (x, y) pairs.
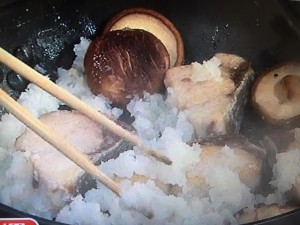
top-left (113, 135), bottom-right (264, 198)
top-left (165, 53), bottom-right (254, 138)
top-left (15, 110), bottom-right (123, 216)
top-left (186, 138), bottom-right (264, 196)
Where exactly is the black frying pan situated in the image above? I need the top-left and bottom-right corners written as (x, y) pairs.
top-left (0, 0), bottom-right (300, 224)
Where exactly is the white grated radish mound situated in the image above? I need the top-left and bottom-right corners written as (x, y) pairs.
top-left (271, 149), bottom-right (300, 194)
top-left (266, 149), bottom-right (300, 205)
top-left (57, 73), bottom-right (256, 224)
top-left (127, 93), bottom-right (194, 142)
top-left (0, 38), bottom-right (262, 225)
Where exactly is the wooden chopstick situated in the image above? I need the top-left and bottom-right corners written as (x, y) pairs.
top-left (0, 88), bottom-right (121, 196)
top-left (0, 47), bottom-right (172, 165)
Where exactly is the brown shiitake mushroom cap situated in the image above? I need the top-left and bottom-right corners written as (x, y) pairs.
top-left (103, 8), bottom-right (184, 67)
top-left (84, 29), bottom-right (170, 106)
top-left (252, 62), bottom-right (300, 125)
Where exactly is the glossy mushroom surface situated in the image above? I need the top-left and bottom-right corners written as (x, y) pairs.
top-left (84, 29), bottom-right (170, 105)
top-left (103, 8), bottom-right (184, 67)
top-left (252, 62), bottom-right (300, 125)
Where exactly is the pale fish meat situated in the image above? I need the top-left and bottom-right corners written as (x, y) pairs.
top-left (14, 110), bottom-right (124, 216)
top-left (165, 53), bottom-right (254, 138)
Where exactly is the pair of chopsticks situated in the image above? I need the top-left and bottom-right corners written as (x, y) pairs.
top-left (0, 47), bottom-right (172, 196)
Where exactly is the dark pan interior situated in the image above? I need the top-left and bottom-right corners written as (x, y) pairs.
top-left (0, 0), bottom-right (300, 224)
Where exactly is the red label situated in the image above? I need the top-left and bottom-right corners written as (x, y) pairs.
top-left (0, 218), bottom-right (39, 225)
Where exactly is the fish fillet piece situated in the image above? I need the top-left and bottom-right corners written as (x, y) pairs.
top-left (112, 136), bottom-right (263, 198)
top-left (165, 53), bottom-right (254, 138)
top-left (14, 110), bottom-right (122, 216)
top-left (186, 136), bottom-right (264, 196)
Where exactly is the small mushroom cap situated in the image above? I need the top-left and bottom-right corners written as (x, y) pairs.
top-left (84, 29), bottom-right (170, 106)
top-left (103, 8), bottom-right (184, 67)
top-left (252, 62), bottom-right (300, 124)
